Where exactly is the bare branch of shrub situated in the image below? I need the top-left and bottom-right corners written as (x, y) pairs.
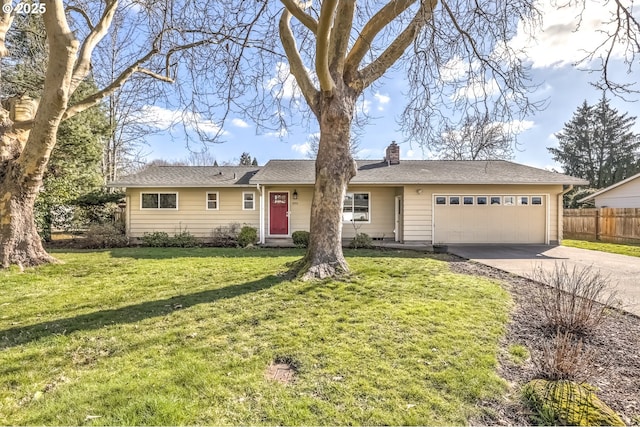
top-left (532, 330), bottom-right (594, 382)
top-left (529, 263), bottom-right (618, 335)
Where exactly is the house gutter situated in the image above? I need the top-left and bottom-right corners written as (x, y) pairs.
top-left (558, 185), bottom-right (573, 243)
top-left (257, 183), bottom-right (265, 244)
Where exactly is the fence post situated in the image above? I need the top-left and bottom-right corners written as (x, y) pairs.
top-left (595, 209), bottom-right (600, 241)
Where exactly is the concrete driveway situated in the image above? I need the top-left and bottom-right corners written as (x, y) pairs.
top-left (447, 244), bottom-right (640, 317)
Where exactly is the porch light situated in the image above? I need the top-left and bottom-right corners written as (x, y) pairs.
top-left (293, 189), bottom-right (298, 200)
top-left (416, 188), bottom-right (423, 195)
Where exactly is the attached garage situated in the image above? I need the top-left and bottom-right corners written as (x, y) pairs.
top-left (433, 194), bottom-right (548, 244)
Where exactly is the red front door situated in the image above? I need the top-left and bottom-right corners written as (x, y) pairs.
top-left (269, 192), bottom-right (289, 235)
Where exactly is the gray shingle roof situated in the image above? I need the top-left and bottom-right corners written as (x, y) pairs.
top-left (108, 166), bottom-right (260, 187)
top-left (249, 160), bottom-right (589, 185)
top-left (108, 160), bottom-right (588, 187)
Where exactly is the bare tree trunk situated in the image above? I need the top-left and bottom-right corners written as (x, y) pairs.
top-left (0, 160), bottom-right (57, 268)
top-left (299, 92), bottom-right (357, 279)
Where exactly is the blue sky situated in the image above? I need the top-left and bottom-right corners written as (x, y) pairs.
top-left (138, 1), bottom-right (640, 171)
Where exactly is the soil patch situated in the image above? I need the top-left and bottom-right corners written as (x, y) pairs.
top-left (265, 363), bottom-right (296, 384)
top-left (449, 259), bottom-right (640, 426)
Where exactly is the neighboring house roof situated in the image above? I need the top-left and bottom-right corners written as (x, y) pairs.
top-left (108, 160), bottom-right (587, 188)
top-left (249, 160), bottom-right (589, 185)
top-left (578, 171), bottom-right (640, 203)
top-left (108, 166), bottom-right (260, 187)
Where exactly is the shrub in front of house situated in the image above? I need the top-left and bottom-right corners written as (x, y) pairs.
top-left (238, 226), bottom-right (258, 248)
top-left (83, 224), bottom-right (128, 249)
top-left (210, 223), bottom-right (241, 247)
top-left (141, 231), bottom-right (171, 247)
top-left (350, 232), bottom-right (373, 249)
top-left (172, 230), bottom-right (200, 247)
top-left (292, 230), bottom-right (310, 248)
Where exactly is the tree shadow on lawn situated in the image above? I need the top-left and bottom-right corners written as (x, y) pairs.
top-left (0, 274), bottom-right (285, 350)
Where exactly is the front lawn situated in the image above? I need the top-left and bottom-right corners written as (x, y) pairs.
top-left (0, 248), bottom-right (510, 425)
top-left (563, 239), bottom-right (640, 257)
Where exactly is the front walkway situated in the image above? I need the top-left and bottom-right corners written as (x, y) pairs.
top-left (448, 245), bottom-right (640, 317)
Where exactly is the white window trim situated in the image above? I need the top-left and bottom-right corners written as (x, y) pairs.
top-left (206, 191), bottom-right (219, 210)
top-left (463, 196), bottom-right (475, 205)
top-left (531, 195), bottom-right (544, 206)
top-left (342, 191), bottom-right (371, 224)
top-left (476, 196), bottom-right (489, 206)
top-left (242, 191), bottom-right (255, 211)
top-left (503, 196), bottom-right (516, 206)
top-left (140, 192), bottom-right (179, 210)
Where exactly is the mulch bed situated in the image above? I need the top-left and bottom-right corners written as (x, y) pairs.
top-left (447, 258), bottom-right (640, 426)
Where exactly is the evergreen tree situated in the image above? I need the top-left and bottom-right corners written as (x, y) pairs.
top-left (239, 152), bottom-right (252, 166)
top-left (251, 158), bottom-right (258, 166)
top-left (549, 96), bottom-right (640, 188)
top-left (2, 16), bottom-right (108, 240)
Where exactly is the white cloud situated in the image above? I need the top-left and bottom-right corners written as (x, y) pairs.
top-left (359, 99), bottom-right (372, 115)
top-left (291, 142), bottom-right (311, 155)
top-left (505, 119), bottom-right (535, 134)
top-left (440, 56), bottom-right (476, 82)
top-left (510, 0), bottom-right (635, 69)
top-left (453, 77), bottom-right (500, 101)
top-left (265, 128), bottom-right (289, 138)
top-left (231, 118), bottom-right (250, 128)
top-left (133, 105), bottom-right (226, 136)
top-left (374, 92), bottom-right (391, 111)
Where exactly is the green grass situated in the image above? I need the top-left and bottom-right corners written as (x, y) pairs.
top-left (0, 248), bottom-right (511, 425)
top-left (563, 239), bottom-right (640, 257)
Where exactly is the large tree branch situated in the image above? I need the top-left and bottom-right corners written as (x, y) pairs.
top-left (344, 0), bottom-right (417, 76)
top-left (63, 46), bottom-right (164, 120)
top-left (69, 0), bottom-right (118, 95)
top-left (279, 0), bottom-right (318, 34)
top-left (356, 0), bottom-right (437, 91)
top-left (328, 0), bottom-right (355, 75)
top-left (316, 0), bottom-right (338, 93)
top-left (279, 10), bottom-right (320, 115)
top-left (18, 0), bottom-right (78, 183)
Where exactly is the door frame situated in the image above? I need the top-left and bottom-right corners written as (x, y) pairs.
top-left (394, 195), bottom-right (403, 242)
top-left (268, 191), bottom-right (290, 237)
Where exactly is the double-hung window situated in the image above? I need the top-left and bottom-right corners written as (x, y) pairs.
top-left (206, 192), bottom-right (219, 210)
top-left (141, 193), bottom-right (177, 209)
top-left (343, 192), bottom-right (370, 223)
top-left (243, 192), bottom-right (255, 210)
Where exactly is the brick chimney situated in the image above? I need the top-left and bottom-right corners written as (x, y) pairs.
top-left (385, 141), bottom-right (400, 165)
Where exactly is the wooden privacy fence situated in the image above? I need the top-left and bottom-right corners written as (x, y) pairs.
top-left (563, 208), bottom-right (640, 243)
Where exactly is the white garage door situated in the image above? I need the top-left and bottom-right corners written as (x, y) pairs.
top-left (433, 195), bottom-right (547, 244)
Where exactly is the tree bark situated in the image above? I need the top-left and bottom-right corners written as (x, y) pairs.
top-left (299, 90), bottom-right (357, 280)
top-left (0, 161), bottom-right (57, 268)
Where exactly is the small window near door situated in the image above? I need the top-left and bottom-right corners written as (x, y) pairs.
top-left (206, 192), bottom-right (219, 210)
top-left (463, 196), bottom-right (474, 205)
top-left (476, 196), bottom-right (488, 205)
top-left (532, 196), bottom-right (543, 205)
top-left (449, 196), bottom-right (460, 205)
top-left (490, 196), bottom-right (501, 205)
top-left (243, 192), bottom-right (255, 210)
top-left (435, 196), bottom-right (446, 205)
top-left (518, 196), bottom-right (529, 205)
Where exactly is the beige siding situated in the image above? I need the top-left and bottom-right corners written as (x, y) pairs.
top-left (262, 185), bottom-right (397, 239)
top-left (128, 187), bottom-right (259, 238)
top-left (595, 178), bottom-right (640, 208)
top-left (403, 184), bottom-right (563, 243)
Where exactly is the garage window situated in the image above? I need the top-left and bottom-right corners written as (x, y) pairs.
top-left (504, 196), bottom-right (515, 206)
top-left (476, 196), bottom-right (487, 205)
top-left (519, 196), bottom-right (529, 205)
top-left (490, 196), bottom-right (501, 205)
top-left (449, 196), bottom-right (460, 205)
top-left (463, 196), bottom-right (474, 205)
top-left (435, 196), bottom-right (446, 205)
top-left (532, 196), bottom-right (543, 205)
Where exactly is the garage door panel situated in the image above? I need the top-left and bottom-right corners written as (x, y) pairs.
top-left (434, 201), bottom-right (546, 244)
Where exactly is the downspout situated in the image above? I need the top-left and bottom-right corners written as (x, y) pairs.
top-left (257, 183), bottom-right (264, 244)
top-left (558, 185), bottom-right (573, 244)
